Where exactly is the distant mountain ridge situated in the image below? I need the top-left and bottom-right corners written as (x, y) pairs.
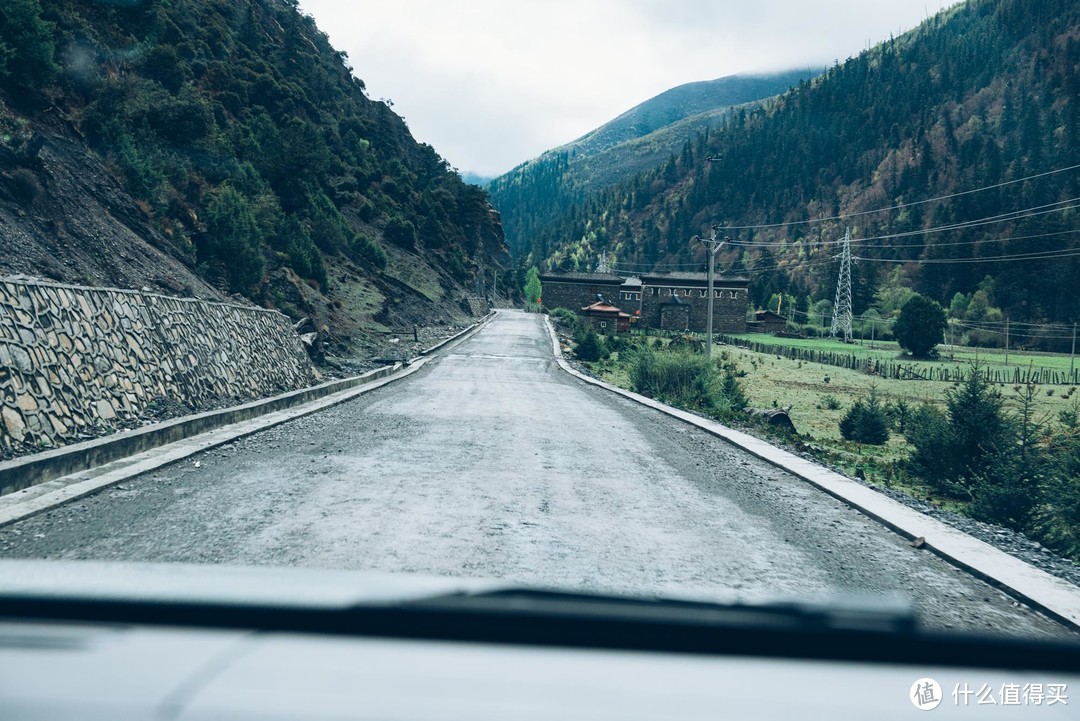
top-left (488, 70), bottom-right (817, 259)
top-left (557, 71), bottom-right (819, 160)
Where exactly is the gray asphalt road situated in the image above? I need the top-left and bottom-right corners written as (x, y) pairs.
top-left (0, 311), bottom-right (1070, 637)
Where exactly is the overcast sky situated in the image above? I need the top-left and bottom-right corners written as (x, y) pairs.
top-left (299, 1), bottom-right (958, 178)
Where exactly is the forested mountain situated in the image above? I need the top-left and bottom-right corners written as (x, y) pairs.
top-left (488, 70), bottom-right (815, 259)
top-left (509, 0), bottom-right (1079, 330)
top-left (0, 0), bottom-right (508, 349)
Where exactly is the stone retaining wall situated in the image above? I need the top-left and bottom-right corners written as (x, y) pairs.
top-left (0, 278), bottom-right (314, 456)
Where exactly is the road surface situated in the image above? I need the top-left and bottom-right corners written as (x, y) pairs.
top-left (0, 310), bottom-right (1069, 637)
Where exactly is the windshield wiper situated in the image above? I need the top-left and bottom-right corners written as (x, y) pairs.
top-left (1, 582), bottom-right (1078, 672)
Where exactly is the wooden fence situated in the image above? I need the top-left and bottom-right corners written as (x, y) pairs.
top-left (717, 335), bottom-right (1079, 386)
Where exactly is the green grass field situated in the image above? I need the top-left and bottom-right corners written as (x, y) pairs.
top-left (591, 331), bottom-right (1079, 499)
top-left (724, 333), bottom-right (1080, 376)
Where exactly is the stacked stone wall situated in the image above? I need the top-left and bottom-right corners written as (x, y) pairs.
top-left (540, 279), bottom-right (623, 312)
top-left (0, 278), bottom-right (314, 456)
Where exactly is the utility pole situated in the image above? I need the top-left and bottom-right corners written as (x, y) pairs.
top-left (491, 268), bottom-right (498, 307)
top-left (831, 228), bottom-right (854, 342)
top-left (1071, 322), bottom-right (1076, 382)
top-left (692, 228), bottom-right (727, 360)
top-left (1005, 317), bottom-right (1010, 366)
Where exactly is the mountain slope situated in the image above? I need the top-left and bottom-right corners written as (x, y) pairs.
top-left (560, 71), bottom-right (818, 160)
top-left (0, 0), bottom-right (508, 354)
top-left (525, 0), bottom-right (1080, 328)
top-left (487, 70), bottom-right (816, 259)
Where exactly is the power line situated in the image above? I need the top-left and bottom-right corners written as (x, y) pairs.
top-left (723, 197), bottom-right (1080, 248)
top-left (855, 248), bottom-right (1080, 264)
top-left (961, 318), bottom-right (1074, 329)
top-left (617, 227), bottom-right (1080, 276)
top-left (842, 227), bottom-right (1080, 250)
top-left (953, 321), bottom-right (1076, 341)
top-left (715, 162), bottom-right (1080, 231)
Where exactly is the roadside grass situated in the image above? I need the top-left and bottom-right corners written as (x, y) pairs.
top-left (585, 330), bottom-right (1077, 514)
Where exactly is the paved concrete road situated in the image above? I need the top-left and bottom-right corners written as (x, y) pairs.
top-left (0, 311), bottom-right (1070, 637)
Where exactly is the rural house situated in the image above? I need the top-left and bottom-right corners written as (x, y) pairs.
top-left (749, 309), bottom-right (789, 334)
top-left (580, 301), bottom-right (631, 333)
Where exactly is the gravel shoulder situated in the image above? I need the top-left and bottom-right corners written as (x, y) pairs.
top-left (0, 310), bottom-right (1072, 639)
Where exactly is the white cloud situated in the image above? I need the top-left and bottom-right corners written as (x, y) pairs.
top-left (300, 0), bottom-right (958, 177)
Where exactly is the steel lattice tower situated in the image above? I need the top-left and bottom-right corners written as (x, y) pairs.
top-left (595, 249), bottom-right (610, 274)
top-left (830, 228), bottom-right (853, 342)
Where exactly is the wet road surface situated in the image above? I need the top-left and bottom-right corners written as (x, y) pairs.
top-left (0, 310), bottom-right (1071, 637)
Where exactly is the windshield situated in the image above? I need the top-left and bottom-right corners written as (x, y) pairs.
top-left (1, 0), bottom-right (1079, 668)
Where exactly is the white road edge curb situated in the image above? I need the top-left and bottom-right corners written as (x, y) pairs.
top-left (0, 313), bottom-right (495, 528)
top-left (543, 316), bottom-right (1080, 631)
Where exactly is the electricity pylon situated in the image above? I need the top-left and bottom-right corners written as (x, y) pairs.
top-left (596, 249), bottom-right (610, 274)
top-left (830, 227), bottom-right (853, 342)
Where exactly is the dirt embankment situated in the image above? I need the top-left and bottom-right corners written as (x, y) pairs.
top-left (0, 131), bottom-right (221, 300)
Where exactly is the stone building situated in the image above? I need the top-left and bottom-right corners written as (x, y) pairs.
top-left (618, 277), bottom-right (643, 318)
top-left (540, 269), bottom-right (748, 334)
top-left (539, 272), bottom-right (624, 312)
top-left (639, 272), bottom-right (749, 333)
top-left (580, 301), bottom-right (631, 333)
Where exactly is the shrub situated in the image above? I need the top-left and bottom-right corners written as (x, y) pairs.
top-left (631, 346), bottom-right (716, 411)
top-left (719, 368), bottom-right (749, 414)
top-left (969, 451), bottom-right (1045, 529)
top-left (904, 402), bottom-right (954, 485)
top-left (606, 333), bottom-right (629, 355)
top-left (888, 398), bottom-right (911, 432)
top-left (350, 231), bottom-right (387, 270)
top-left (574, 329), bottom-right (602, 361)
top-left (384, 214), bottom-right (418, 249)
top-left (549, 307), bottom-right (576, 322)
top-left (821, 394), bottom-right (842, 410)
top-left (838, 389), bottom-right (891, 445)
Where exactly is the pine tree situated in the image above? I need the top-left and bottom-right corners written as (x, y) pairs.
top-left (0, 0), bottom-right (57, 91)
top-left (203, 186), bottom-right (265, 293)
